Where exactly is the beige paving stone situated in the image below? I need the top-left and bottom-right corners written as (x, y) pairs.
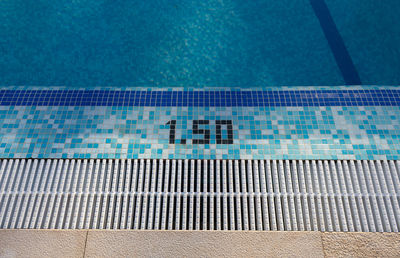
top-left (322, 232), bottom-right (400, 258)
top-left (0, 230), bottom-right (87, 258)
top-left (85, 230), bottom-right (324, 258)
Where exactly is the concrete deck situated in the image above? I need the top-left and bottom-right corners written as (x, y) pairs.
top-left (0, 230), bottom-right (399, 258)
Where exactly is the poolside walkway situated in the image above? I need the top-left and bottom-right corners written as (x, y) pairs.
top-left (0, 230), bottom-right (399, 257)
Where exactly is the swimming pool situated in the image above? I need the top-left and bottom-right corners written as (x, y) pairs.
top-left (0, 1), bottom-right (400, 160)
top-left (1, 0), bottom-right (399, 87)
top-left (1, 1), bottom-right (400, 232)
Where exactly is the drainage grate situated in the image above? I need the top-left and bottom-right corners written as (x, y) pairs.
top-left (0, 159), bottom-right (399, 231)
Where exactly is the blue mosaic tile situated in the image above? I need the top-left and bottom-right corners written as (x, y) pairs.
top-left (0, 87), bottom-right (399, 160)
top-left (0, 89), bottom-right (399, 107)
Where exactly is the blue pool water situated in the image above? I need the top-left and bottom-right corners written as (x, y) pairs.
top-left (326, 0), bottom-right (400, 86)
top-left (1, 0), bottom-right (398, 87)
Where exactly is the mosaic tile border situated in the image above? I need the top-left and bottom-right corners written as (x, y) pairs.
top-left (0, 89), bottom-right (399, 107)
top-left (0, 87), bottom-right (399, 160)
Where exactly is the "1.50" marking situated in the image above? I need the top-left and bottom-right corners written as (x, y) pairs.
top-left (166, 120), bottom-right (233, 144)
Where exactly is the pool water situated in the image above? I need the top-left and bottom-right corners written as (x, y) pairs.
top-left (1, 0), bottom-right (399, 87)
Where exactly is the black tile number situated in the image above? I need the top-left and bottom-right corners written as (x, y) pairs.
top-left (216, 120), bottom-right (233, 144)
top-left (166, 120), bottom-right (176, 144)
top-left (166, 120), bottom-right (233, 145)
top-left (192, 120), bottom-right (210, 144)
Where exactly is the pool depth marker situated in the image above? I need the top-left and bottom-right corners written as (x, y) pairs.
top-left (310, 0), bottom-right (362, 85)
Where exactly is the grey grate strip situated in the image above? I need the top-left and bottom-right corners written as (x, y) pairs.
top-left (0, 159), bottom-right (399, 231)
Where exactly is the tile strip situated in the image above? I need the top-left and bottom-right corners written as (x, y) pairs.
top-left (0, 89), bottom-right (398, 107)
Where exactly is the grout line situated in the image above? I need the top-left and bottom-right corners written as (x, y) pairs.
top-left (83, 230), bottom-right (89, 258)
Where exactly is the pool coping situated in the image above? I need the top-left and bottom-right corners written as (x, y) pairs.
top-left (1, 229), bottom-right (399, 257)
